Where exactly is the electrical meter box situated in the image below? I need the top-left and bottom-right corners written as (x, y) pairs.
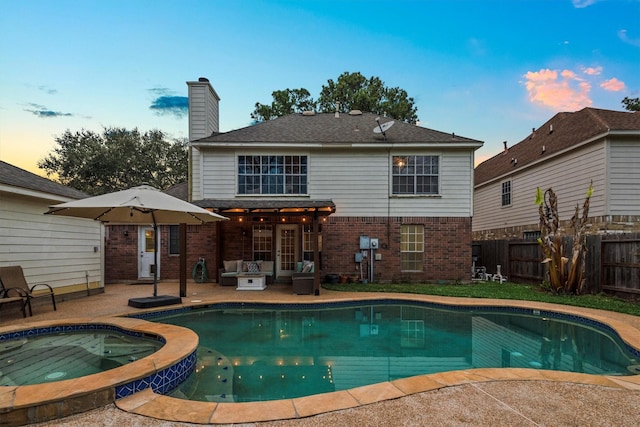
top-left (355, 252), bottom-right (363, 263)
top-left (370, 238), bottom-right (379, 249)
top-left (359, 236), bottom-right (370, 249)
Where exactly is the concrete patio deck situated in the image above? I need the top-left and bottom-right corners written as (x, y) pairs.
top-left (1, 281), bottom-right (639, 426)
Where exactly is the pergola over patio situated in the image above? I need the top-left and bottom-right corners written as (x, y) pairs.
top-left (193, 199), bottom-right (336, 295)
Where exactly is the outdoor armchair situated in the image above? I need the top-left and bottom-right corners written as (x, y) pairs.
top-left (0, 266), bottom-right (57, 316)
top-left (0, 284), bottom-right (30, 318)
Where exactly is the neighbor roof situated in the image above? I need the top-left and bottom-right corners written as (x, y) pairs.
top-left (474, 108), bottom-right (640, 186)
top-left (164, 182), bottom-right (188, 201)
top-left (0, 161), bottom-right (89, 200)
top-left (192, 112), bottom-right (483, 146)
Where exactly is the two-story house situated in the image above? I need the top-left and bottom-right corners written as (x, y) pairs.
top-left (473, 107), bottom-right (640, 241)
top-left (185, 78), bottom-right (483, 289)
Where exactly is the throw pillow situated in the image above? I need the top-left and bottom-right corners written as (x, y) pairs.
top-left (302, 261), bottom-right (314, 273)
top-left (247, 262), bottom-right (260, 273)
top-left (224, 260), bottom-right (237, 272)
top-left (236, 260), bottom-right (244, 273)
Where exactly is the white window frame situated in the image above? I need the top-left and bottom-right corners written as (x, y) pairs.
top-left (401, 224), bottom-right (424, 272)
top-left (237, 155), bottom-right (308, 195)
top-left (501, 180), bottom-right (512, 207)
top-left (392, 155), bottom-right (440, 195)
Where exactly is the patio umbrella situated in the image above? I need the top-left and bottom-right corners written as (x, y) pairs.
top-left (46, 185), bottom-right (228, 307)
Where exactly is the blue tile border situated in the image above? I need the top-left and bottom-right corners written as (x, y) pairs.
top-left (115, 350), bottom-right (197, 399)
top-left (0, 323), bottom-right (166, 344)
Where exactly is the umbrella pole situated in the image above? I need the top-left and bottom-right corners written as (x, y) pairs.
top-left (152, 214), bottom-right (158, 297)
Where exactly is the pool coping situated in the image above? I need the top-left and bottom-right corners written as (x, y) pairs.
top-left (116, 294), bottom-right (640, 425)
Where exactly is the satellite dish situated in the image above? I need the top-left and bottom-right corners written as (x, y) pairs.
top-left (373, 120), bottom-right (395, 134)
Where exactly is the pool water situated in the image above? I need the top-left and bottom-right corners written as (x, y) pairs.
top-left (0, 332), bottom-right (164, 386)
top-left (152, 302), bottom-right (638, 403)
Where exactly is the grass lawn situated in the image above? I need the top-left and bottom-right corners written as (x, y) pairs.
top-left (322, 281), bottom-right (640, 317)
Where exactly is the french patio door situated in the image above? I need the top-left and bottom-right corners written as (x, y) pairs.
top-left (276, 224), bottom-right (298, 279)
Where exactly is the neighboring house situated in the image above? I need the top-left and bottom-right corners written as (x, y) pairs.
top-left (183, 77), bottom-right (483, 284)
top-left (473, 108), bottom-right (640, 241)
top-left (0, 161), bottom-right (103, 299)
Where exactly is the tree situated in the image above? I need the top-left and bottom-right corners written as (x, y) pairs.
top-left (622, 96), bottom-right (640, 112)
top-left (535, 182), bottom-right (593, 295)
top-left (318, 72), bottom-right (418, 123)
top-left (251, 72), bottom-right (419, 123)
top-left (251, 88), bottom-right (316, 122)
top-left (38, 127), bottom-right (188, 195)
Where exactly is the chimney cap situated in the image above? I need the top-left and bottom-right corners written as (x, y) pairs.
top-left (198, 77), bottom-right (210, 82)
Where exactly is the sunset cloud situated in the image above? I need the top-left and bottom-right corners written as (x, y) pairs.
top-left (618, 29), bottom-right (640, 47)
top-left (572, 0), bottom-right (599, 8)
top-left (524, 68), bottom-right (592, 111)
top-left (600, 78), bottom-right (626, 92)
top-left (582, 66), bottom-right (602, 76)
top-left (148, 87), bottom-right (188, 118)
top-left (23, 103), bottom-right (73, 118)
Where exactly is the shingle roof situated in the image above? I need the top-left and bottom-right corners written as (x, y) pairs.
top-left (0, 161), bottom-right (89, 199)
top-left (194, 112), bottom-right (482, 145)
top-left (474, 108), bottom-right (640, 186)
top-left (164, 182), bottom-right (188, 201)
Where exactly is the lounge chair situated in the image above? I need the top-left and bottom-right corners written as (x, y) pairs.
top-left (0, 266), bottom-right (57, 316)
top-left (0, 285), bottom-right (30, 318)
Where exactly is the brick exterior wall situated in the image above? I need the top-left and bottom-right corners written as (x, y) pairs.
top-left (105, 216), bottom-right (472, 284)
top-left (322, 216), bottom-right (472, 283)
top-left (473, 215), bottom-right (640, 241)
top-left (105, 224), bottom-right (219, 283)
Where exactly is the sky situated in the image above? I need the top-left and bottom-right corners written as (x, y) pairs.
top-left (1, 0), bottom-right (639, 176)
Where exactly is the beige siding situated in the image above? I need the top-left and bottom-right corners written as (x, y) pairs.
top-left (0, 194), bottom-right (103, 290)
top-left (199, 147), bottom-right (475, 217)
top-left (202, 149), bottom-right (237, 198)
top-left (608, 139), bottom-right (640, 215)
top-left (188, 82), bottom-right (219, 141)
top-left (473, 141), bottom-right (606, 232)
top-left (190, 148), bottom-right (203, 200)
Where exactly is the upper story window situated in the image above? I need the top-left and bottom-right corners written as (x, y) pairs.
top-left (238, 155), bottom-right (307, 195)
top-left (392, 155), bottom-right (439, 195)
top-left (501, 180), bottom-right (512, 206)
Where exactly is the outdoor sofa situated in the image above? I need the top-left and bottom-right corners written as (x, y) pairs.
top-left (218, 260), bottom-right (274, 286)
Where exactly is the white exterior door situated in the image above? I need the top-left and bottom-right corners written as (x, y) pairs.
top-left (276, 224), bottom-right (298, 279)
top-left (138, 226), bottom-right (159, 279)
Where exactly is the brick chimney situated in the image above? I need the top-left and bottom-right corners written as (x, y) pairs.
top-left (187, 77), bottom-right (220, 141)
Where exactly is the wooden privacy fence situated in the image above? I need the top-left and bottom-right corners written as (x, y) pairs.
top-left (472, 232), bottom-right (640, 295)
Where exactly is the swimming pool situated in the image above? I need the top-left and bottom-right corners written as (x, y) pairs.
top-left (150, 300), bottom-right (640, 403)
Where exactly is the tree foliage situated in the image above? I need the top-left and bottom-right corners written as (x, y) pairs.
top-left (251, 88), bottom-right (316, 122)
top-left (318, 72), bottom-right (418, 123)
top-left (621, 96), bottom-right (640, 112)
top-left (535, 183), bottom-right (593, 295)
top-left (251, 71), bottom-right (418, 123)
top-left (38, 127), bottom-right (188, 195)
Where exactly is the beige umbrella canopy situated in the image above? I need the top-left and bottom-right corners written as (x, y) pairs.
top-left (46, 185), bottom-right (227, 306)
top-left (46, 184), bottom-right (227, 225)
